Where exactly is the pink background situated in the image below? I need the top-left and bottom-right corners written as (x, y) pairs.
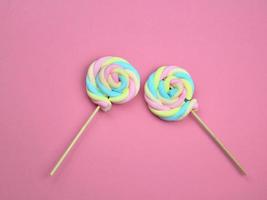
top-left (1, 0), bottom-right (267, 199)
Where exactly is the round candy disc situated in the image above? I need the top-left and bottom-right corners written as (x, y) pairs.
top-left (144, 66), bottom-right (198, 121)
top-left (86, 56), bottom-right (140, 111)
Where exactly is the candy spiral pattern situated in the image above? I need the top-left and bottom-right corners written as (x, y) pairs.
top-left (86, 56), bottom-right (140, 111)
top-left (144, 66), bottom-right (198, 121)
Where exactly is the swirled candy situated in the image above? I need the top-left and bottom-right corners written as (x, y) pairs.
top-left (144, 66), bottom-right (198, 121)
top-left (86, 56), bottom-right (140, 111)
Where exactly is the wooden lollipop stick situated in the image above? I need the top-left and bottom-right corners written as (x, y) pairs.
top-left (191, 110), bottom-right (246, 175)
top-left (50, 106), bottom-right (100, 176)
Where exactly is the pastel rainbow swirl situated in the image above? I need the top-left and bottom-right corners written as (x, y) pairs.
top-left (86, 56), bottom-right (140, 111)
top-left (144, 66), bottom-right (198, 121)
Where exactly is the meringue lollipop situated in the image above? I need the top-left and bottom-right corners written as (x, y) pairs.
top-left (144, 66), bottom-right (246, 174)
top-left (50, 56), bottom-right (140, 176)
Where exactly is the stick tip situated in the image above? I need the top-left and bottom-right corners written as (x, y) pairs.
top-left (49, 169), bottom-right (56, 176)
top-left (240, 168), bottom-right (247, 176)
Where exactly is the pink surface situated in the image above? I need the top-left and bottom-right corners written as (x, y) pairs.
top-left (1, 0), bottom-right (267, 199)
